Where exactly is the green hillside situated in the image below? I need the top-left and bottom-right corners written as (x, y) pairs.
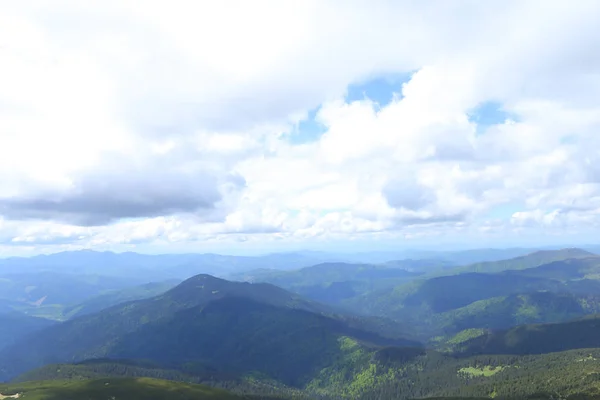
top-left (343, 273), bottom-right (594, 336)
top-left (8, 305), bottom-right (600, 398)
top-left (506, 257), bottom-right (600, 281)
top-left (0, 274), bottom-right (417, 384)
top-left (356, 347), bottom-right (600, 399)
top-left (456, 314), bottom-right (600, 356)
top-left (398, 273), bottom-right (575, 313)
top-left (16, 311), bottom-right (600, 399)
top-left (109, 297), bottom-right (410, 387)
top-left (14, 359), bottom-right (311, 399)
top-left (11, 347), bottom-right (600, 399)
top-left (5, 250), bottom-right (600, 399)
top-left (226, 249), bottom-right (600, 343)
top-left (443, 248), bottom-right (597, 276)
top-left (0, 377), bottom-right (282, 400)
top-left (13, 359), bottom-right (214, 383)
top-left (434, 291), bottom-right (600, 336)
top-left (341, 251), bottom-right (600, 340)
top-left (231, 262), bottom-right (423, 305)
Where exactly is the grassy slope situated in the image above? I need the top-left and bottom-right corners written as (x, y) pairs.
top-left (355, 346), bottom-right (600, 399)
top-left (0, 377), bottom-right (273, 400)
top-left (14, 346), bottom-right (600, 400)
top-left (7, 251), bottom-right (600, 399)
top-left (12, 312), bottom-right (600, 399)
top-left (14, 359), bottom-right (311, 399)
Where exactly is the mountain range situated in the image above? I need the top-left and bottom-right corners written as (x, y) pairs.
top-left (0, 274), bottom-right (417, 384)
top-left (3, 247), bottom-right (600, 399)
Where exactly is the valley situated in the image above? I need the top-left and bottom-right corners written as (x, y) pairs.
top-left (2, 248), bottom-right (600, 399)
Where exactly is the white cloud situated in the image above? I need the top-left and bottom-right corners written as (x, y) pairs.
top-left (1, 0), bottom-right (600, 254)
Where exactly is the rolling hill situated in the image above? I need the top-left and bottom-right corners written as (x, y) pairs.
top-left (5, 248), bottom-right (600, 399)
top-left (442, 248), bottom-right (597, 276)
top-left (357, 346), bottom-right (600, 400)
top-left (6, 290), bottom-right (600, 398)
top-left (456, 314), bottom-right (600, 356)
top-left (505, 256), bottom-right (600, 281)
top-left (12, 359), bottom-right (313, 399)
top-left (0, 377), bottom-right (285, 400)
top-left (345, 271), bottom-right (600, 320)
top-left (434, 291), bottom-right (600, 335)
top-left (11, 345), bottom-right (600, 400)
top-left (0, 274), bottom-right (418, 384)
top-left (230, 262), bottom-right (423, 305)
top-left (340, 249), bottom-right (600, 340)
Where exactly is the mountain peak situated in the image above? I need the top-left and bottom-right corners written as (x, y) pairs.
top-left (163, 274), bottom-right (241, 301)
top-left (161, 273), bottom-right (326, 315)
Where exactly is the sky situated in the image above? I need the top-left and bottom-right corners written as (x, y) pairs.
top-left (1, 0), bottom-right (600, 256)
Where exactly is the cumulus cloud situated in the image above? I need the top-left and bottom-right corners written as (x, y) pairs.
top-left (0, 167), bottom-right (245, 226)
top-left (1, 0), bottom-right (600, 253)
top-left (382, 177), bottom-right (436, 212)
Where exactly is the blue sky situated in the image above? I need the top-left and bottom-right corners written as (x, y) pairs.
top-left (485, 202), bottom-right (524, 220)
top-left (288, 74), bottom-right (412, 145)
top-left (290, 76), bottom-right (518, 144)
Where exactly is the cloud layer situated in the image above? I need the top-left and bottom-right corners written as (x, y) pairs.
top-left (1, 0), bottom-right (600, 254)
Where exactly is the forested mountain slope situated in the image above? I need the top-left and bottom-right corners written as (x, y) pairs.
top-left (0, 312), bottom-right (56, 350)
top-left (230, 262), bottom-right (424, 305)
top-left (340, 250), bottom-right (600, 340)
top-left (0, 274), bottom-right (417, 383)
top-left (456, 314), bottom-right (600, 356)
top-left (12, 346), bottom-right (600, 400)
top-left (442, 248), bottom-right (597, 276)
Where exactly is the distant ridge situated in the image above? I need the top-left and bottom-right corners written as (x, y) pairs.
top-left (441, 247), bottom-right (597, 275)
top-left (0, 250), bottom-right (333, 280)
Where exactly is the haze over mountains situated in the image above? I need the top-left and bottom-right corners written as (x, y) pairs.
top-left (2, 247), bottom-right (600, 399)
top-left (1, 246), bottom-right (594, 278)
top-left (3, 0), bottom-right (600, 398)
